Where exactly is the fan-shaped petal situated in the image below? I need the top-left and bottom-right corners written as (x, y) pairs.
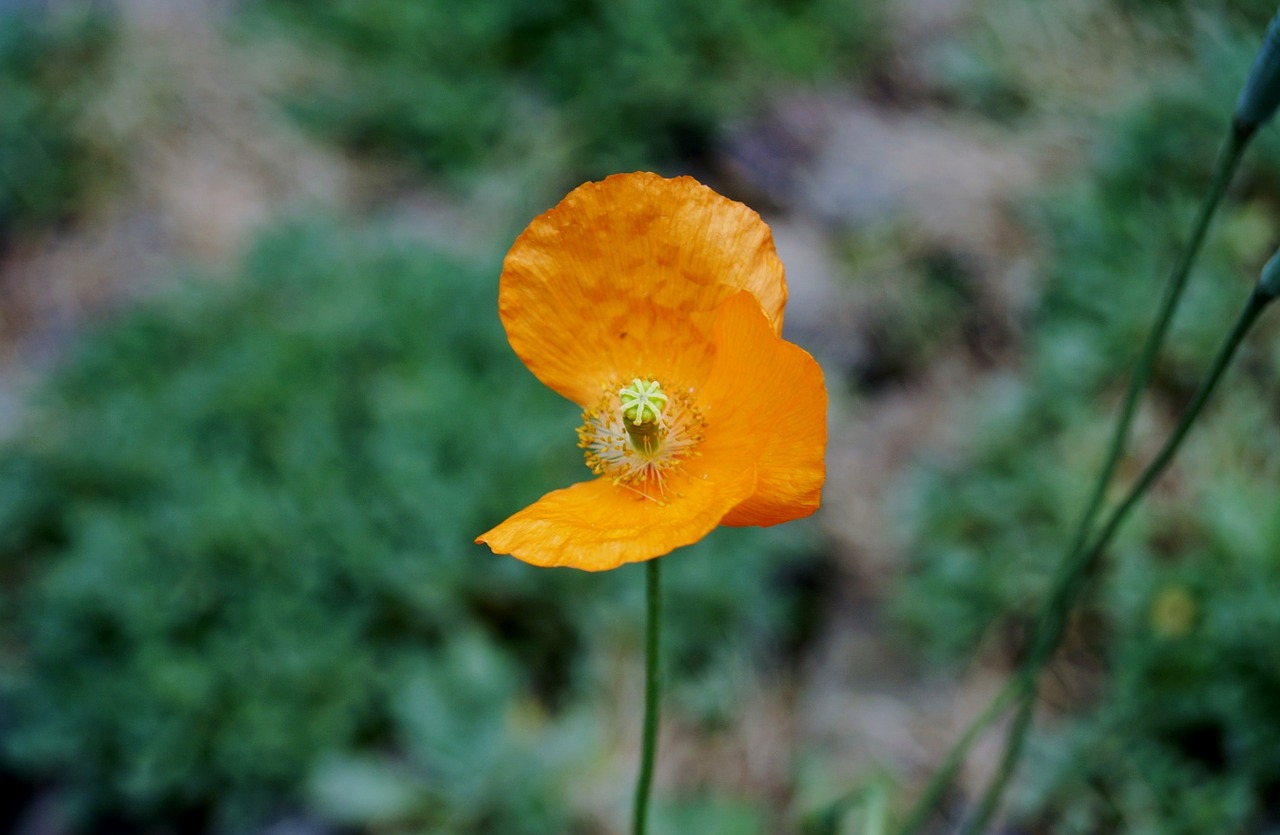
top-left (499, 173), bottom-right (787, 406)
top-left (698, 292), bottom-right (826, 527)
top-left (476, 456), bottom-right (757, 571)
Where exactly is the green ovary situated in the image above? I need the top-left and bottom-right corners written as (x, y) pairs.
top-left (620, 378), bottom-right (667, 455)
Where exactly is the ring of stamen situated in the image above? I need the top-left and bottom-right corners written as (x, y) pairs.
top-left (578, 379), bottom-right (704, 503)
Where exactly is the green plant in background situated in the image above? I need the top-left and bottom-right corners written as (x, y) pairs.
top-left (894, 57), bottom-right (1280, 659)
top-left (243, 0), bottom-right (882, 181)
top-left (0, 5), bottom-right (115, 238)
top-left (893, 11), bottom-right (1280, 831)
top-left (1019, 474), bottom-right (1280, 833)
top-left (929, 0), bottom-right (1280, 126)
top-left (307, 631), bottom-right (591, 834)
top-left (0, 220), bottom-right (822, 833)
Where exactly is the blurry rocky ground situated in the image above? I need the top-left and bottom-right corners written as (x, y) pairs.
top-left (3, 0), bottom-right (1278, 833)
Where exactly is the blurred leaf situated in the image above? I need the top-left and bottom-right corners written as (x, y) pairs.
top-left (653, 794), bottom-right (769, 835)
top-left (309, 757), bottom-right (424, 826)
top-left (242, 0), bottom-right (885, 181)
top-left (0, 4), bottom-right (115, 235)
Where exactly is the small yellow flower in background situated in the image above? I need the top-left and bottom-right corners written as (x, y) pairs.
top-left (476, 172), bottom-right (827, 571)
top-left (1150, 585), bottom-right (1197, 638)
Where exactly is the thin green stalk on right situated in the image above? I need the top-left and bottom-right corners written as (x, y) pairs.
top-left (961, 283), bottom-right (1276, 834)
top-left (1054, 120), bottom-right (1250, 600)
top-left (1074, 286), bottom-right (1274, 584)
top-left (896, 119), bottom-right (1252, 835)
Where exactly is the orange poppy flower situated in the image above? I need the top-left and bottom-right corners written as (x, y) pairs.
top-left (476, 172), bottom-right (827, 571)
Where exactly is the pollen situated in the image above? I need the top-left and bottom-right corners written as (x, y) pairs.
top-left (578, 380), bottom-right (705, 503)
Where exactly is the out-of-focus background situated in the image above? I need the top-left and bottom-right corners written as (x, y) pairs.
top-left (2, 0), bottom-right (1280, 832)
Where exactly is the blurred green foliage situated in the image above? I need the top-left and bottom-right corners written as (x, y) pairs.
top-left (930, 0), bottom-right (1280, 124)
top-left (0, 220), bottom-right (822, 832)
top-left (892, 19), bottom-right (1280, 832)
top-left (244, 0), bottom-right (883, 180)
top-left (0, 6), bottom-right (114, 237)
top-left (1111, 0), bottom-right (1276, 29)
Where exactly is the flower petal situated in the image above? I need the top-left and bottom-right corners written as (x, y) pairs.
top-left (500, 172), bottom-right (787, 405)
top-left (475, 460), bottom-right (758, 571)
top-left (699, 292), bottom-right (827, 527)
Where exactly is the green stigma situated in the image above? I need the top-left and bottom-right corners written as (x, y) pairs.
top-left (619, 378), bottom-right (667, 454)
top-left (620, 378), bottom-right (668, 424)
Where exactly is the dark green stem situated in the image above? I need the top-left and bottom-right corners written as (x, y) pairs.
top-left (632, 558), bottom-right (663, 835)
top-left (897, 120), bottom-right (1251, 835)
top-left (959, 287), bottom-right (1274, 834)
top-left (1077, 287), bottom-right (1272, 580)
top-left (960, 681), bottom-right (1036, 834)
top-left (894, 676), bottom-right (1023, 835)
top-left (1061, 121), bottom-right (1248, 589)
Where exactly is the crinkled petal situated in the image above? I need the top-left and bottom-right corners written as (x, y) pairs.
top-left (699, 292), bottom-right (826, 527)
top-left (500, 172), bottom-right (787, 405)
top-left (476, 459), bottom-right (757, 571)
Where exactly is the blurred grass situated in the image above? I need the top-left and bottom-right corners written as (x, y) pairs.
top-left (0, 5), bottom-right (116, 239)
top-left (241, 0), bottom-right (885, 183)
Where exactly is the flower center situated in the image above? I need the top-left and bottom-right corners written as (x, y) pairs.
top-left (578, 378), bottom-right (704, 503)
top-left (619, 377), bottom-right (667, 454)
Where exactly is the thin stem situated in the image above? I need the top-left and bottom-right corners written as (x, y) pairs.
top-left (1063, 121), bottom-right (1248, 589)
top-left (960, 683), bottom-right (1035, 834)
top-left (895, 676), bottom-right (1023, 834)
top-left (1080, 288), bottom-right (1272, 575)
top-left (632, 558), bottom-right (663, 835)
top-left (896, 120), bottom-right (1251, 835)
top-left (960, 287), bottom-right (1274, 834)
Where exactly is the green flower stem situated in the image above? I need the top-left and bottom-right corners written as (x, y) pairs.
top-left (959, 680), bottom-right (1036, 834)
top-left (632, 558), bottom-right (663, 835)
top-left (897, 120), bottom-right (1251, 835)
top-left (960, 285), bottom-right (1275, 835)
top-left (1074, 287), bottom-right (1272, 597)
top-left (894, 676), bottom-right (1023, 834)
top-left (1061, 121), bottom-right (1248, 589)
